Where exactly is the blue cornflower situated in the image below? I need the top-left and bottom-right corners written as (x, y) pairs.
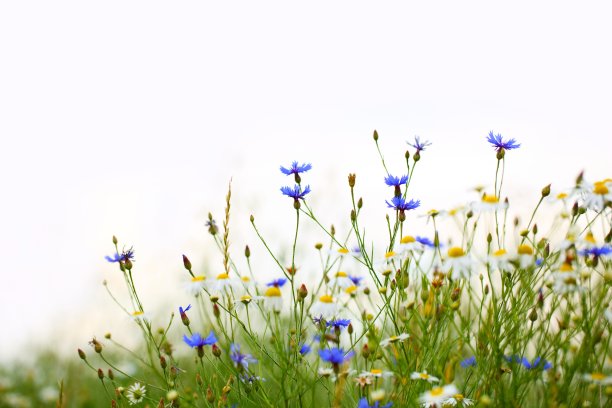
top-left (326, 319), bottom-right (351, 330)
top-left (416, 236), bottom-right (435, 248)
top-left (179, 304), bottom-right (191, 325)
top-left (460, 356), bottom-right (477, 368)
top-left (230, 344), bottom-right (257, 370)
top-left (183, 331), bottom-right (217, 348)
top-left (319, 347), bottom-right (355, 365)
top-left (407, 136), bottom-right (431, 153)
top-left (312, 316), bottom-right (325, 325)
top-left (299, 343), bottom-right (311, 355)
top-left (349, 275), bottom-right (363, 286)
top-left (521, 356), bottom-right (552, 370)
top-left (280, 161), bottom-right (312, 176)
top-left (105, 248), bottom-right (135, 263)
top-left (358, 398), bottom-right (393, 408)
top-left (266, 278), bottom-right (288, 287)
top-left (386, 196), bottom-right (421, 212)
top-left (179, 304), bottom-right (192, 315)
top-left (487, 131), bottom-right (521, 152)
top-left (579, 245), bottom-right (612, 257)
top-left (384, 174), bottom-right (409, 187)
top-left (280, 185), bottom-right (311, 200)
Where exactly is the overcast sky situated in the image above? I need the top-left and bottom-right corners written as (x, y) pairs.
top-left (1, 1), bottom-right (610, 360)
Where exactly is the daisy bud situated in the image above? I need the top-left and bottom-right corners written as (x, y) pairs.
top-left (420, 288), bottom-right (429, 302)
top-left (108, 369), bottom-right (114, 380)
top-left (351, 209), bottom-right (357, 222)
top-left (244, 245), bottom-right (250, 258)
top-left (160, 355), bottom-right (167, 369)
top-left (541, 184), bottom-right (551, 197)
top-left (250, 214), bottom-right (254, 223)
top-left (298, 284), bottom-right (308, 300)
top-left (373, 129), bottom-right (379, 141)
top-left (206, 387), bottom-right (215, 403)
top-left (212, 344), bottom-right (222, 358)
top-left (357, 197), bottom-right (363, 209)
top-left (112, 235), bottom-right (118, 245)
top-left (97, 368), bottom-right (104, 380)
top-left (348, 173), bottom-right (356, 188)
top-left (363, 287), bottom-right (370, 295)
top-left (104, 332), bottom-right (111, 339)
top-left (90, 338), bottom-right (103, 354)
top-left (315, 242), bottom-right (323, 250)
top-left (182, 255), bottom-right (192, 271)
top-left (514, 217), bottom-right (520, 226)
top-left (78, 349), bottom-right (86, 360)
top-left (487, 233), bottom-right (492, 243)
top-left (466, 210), bottom-right (473, 219)
top-left (390, 279), bottom-right (396, 290)
top-left (520, 229), bottom-right (529, 237)
top-left (575, 171), bottom-right (584, 186)
top-left (529, 309), bottom-right (538, 322)
top-left (578, 207), bottom-right (586, 215)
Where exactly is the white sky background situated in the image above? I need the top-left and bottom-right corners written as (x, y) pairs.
top-left (0, 1), bottom-right (611, 360)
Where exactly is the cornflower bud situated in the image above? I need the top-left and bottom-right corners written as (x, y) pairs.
top-left (413, 151), bottom-right (420, 162)
top-left (541, 184), bottom-right (551, 197)
top-left (351, 209), bottom-right (357, 222)
top-left (357, 197), bottom-right (363, 209)
top-left (405, 150), bottom-right (410, 160)
top-left (373, 129), bottom-right (379, 141)
top-left (182, 255), bottom-right (192, 271)
top-left (78, 349), bottom-right (86, 360)
top-left (496, 148), bottom-right (505, 160)
top-left (298, 284), bottom-right (308, 300)
top-left (361, 344), bottom-right (370, 359)
top-left (97, 368), bottom-right (104, 380)
top-left (108, 369), bottom-right (114, 380)
top-left (112, 235), bottom-right (118, 245)
top-left (213, 304), bottom-right (220, 318)
top-left (212, 344), bottom-right (222, 358)
top-left (532, 224), bottom-right (538, 235)
top-left (160, 355), bottom-right (167, 369)
top-left (529, 309), bottom-right (538, 322)
top-left (90, 338), bottom-right (103, 354)
top-left (244, 245), bottom-right (250, 258)
top-left (206, 387), bottom-right (215, 403)
top-left (196, 373), bottom-right (203, 387)
top-left (348, 323), bottom-right (354, 335)
top-left (124, 258), bottom-right (133, 271)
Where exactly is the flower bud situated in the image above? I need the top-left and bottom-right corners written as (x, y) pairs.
top-left (348, 323), bottom-right (354, 335)
top-left (182, 255), bottom-right (192, 271)
top-left (413, 151), bottom-right (421, 162)
top-left (373, 130), bottom-right (379, 141)
top-left (496, 148), bottom-right (505, 160)
top-left (244, 245), bottom-right (250, 258)
top-left (108, 369), bottom-right (114, 380)
top-left (78, 348), bottom-right (86, 360)
top-left (160, 355), bottom-right (167, 369)
top-left (250, 214), bottom-right (254, 223)
top-left (97, 368), bottom-right (104, 380)
top-left (212, 344), bottom-right (222, 358)
top-left (112, 235), bottom-right (118, 245)
top-left (405, 150), bottom-right (410, 160)
top-left (541, 184), bottom-right (551, 197)
top-left (213, 304), bottom-right (220, 318)
top-left (357, 197), bottom-right (363, 209)
top-left (315, 242), bottom-right (323, 250)
top-left (206, 387), bottom-right (215, 403)
top-left (196, 373), bottom-right (203, 386)
top-left (361, 343), bottom-right (370, 359)
top-left (167, 390), bottom-right (179, 401)
top-left (348, 173), bottom-right (356, 188)
top-left (351, 209), bottom-right (357, 222)
top-left (532, 224), bottom-right (538, 235)
top-left (529, 309), bottom-right (538, 322)
top-left (298, 284), bottom-right (308, 300)
top-left (487, 233), bottom-right (492, 243)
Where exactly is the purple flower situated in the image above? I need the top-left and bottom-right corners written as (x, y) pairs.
top-left (280, 161), bottom-right (312, 176)
top-left (319, 347), bottom-right (354, 364)
top-left (460, 356), bottom-right (477, 368)
top-left (521, 356), bottom-right (552, 370)
top-left (487, 131), bottom-right (521, 152)
top-left (349, 275), bottom-right (363, 286)
top-left (579, 245), bottom-right (612, 258)
top-left (266, 278), bottom-right (288, 287)
top-left (183, 331), bottom-right (217, 348)
top-left (230, 344), bottom-right (257, 370)
top-left (326, 319), bottom-right (351, 330)
top-left (384, 174), bottom-right (409, 187)
top-left (280, 185), bottom-right (311, 200)
top-left (358, 398), bottom-right (393, 408)
top-left (105, 247), bottom-right (135, 263)
top-left (407, 136), bottom-right (431, 153)
top-left (299, 343), bottom-right (311, 355)
top-left (416, 236), bottom-right (435, 248)
top-left (386, 196), bottom-right (421, 211)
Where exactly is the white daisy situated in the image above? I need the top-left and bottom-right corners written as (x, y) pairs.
top-left (360, 368), bottom-right (394, 379)
top-left (470, 194), bottom-right (508, 212)
top-left (443, 393), bottom-right (475, 406)
top-left (310, 294), bottom-right (340, 319)
top-left (442, 247), bottom-right (476, 280)
top-left (515, 245), bottom-right (536, 269)
top-left (551, 262), bottom-right (584, 294)
top-left (488, 249), bottom-right (513, 271)
top-left (184, 275), bottom-right (206, 296)
top-left (580, 179), bottom-right (612, 212)
top-left (410, 371), bottom-right (440, 383)
top-left (379, 333), bottom-right (410, 347)
top-left (328, 271), bottom-right (356, 289)
top-left (207, 273), bottom-right (240, 294)
top-left (262, 287), bottom-right (283, 312)
top-left (581, 372), bottom-right (612, 385)
top-left (419, 384), bottom-right (459, 407)
top-left (125, 382), bottom-right (146, 405)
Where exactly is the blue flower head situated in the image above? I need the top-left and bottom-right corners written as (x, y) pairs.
top-left (358, 398), bottom-right (393, 408)
top-left (487, 131), bottom-right (521, 152)
top-left (299, 343), bottom-right (311, 355)
top-left (416, 236), bottom-right (435, 248)
top-left (266, 278), bottom-right (287, 288)
top-left (386, 196), bottom-right (421, 212)
top-left (280, 161), bottom-right (312, 176)
top-left (349, 275), bottom-right (363, 286)
top-left (281, 185), bottom-right (311, 200)
top-left (179, 304), bottom-right (192, 315)
top-left (521, 356), bottom-right (552, 370)
top-left (326, 319), bottom-right (351, 330)
top-left (183, 331), bottom-right (217, 348)
top-left (407, 136), bottom-right (431, 153)
top-left (579, 245), bottom-right (612, 258)
top-left (384, 174), bottom-right (409, 187)
top-left (460, 356), bottom-right (477, 368)
top-left (105, 247), bottom-right (135, 263)
top-left (230, 344), bottom-right (257, 371)
top-left (319, 347), bottom-right (355, 364)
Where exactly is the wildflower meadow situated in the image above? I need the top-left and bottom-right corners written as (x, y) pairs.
top-left (5, 131), bottom-right (610, 407)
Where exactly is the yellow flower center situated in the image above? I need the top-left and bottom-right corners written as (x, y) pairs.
top-left (428, 209), bottom-right (439, 216)
top-left (337, 248), bottom-right (350, 254)
top-left (559, 262), bottom-right (573, 272)
top-left (430, 387), bottom-right (444, 397)
top-left (454, 394), bottom-right (464, 401)
top-left (585, 232), bottom-right (596, 244)
top-left (132, 311), bottom-right (144, 316)
top-left (336, 271), bottom-right (348, 278)
top-left (241, 276), bottom-right (250, 282)
top-left (593, 181), bottom-right (609, 195)
top-left (482, 194), bottom-right (499, 204)
top-left (419, 373), bottom-right (430, 379)
top-left (385, 251), bottom-right (396, 259)
top-left (216, 273), bottom-right (229, 280)
top-left (448, 208), bottom-right (458, 215)
top-left (192, 275), bottom-right (205, 282)
top-left (447, 247), bottom-right (465, 258)
top-left (345, 285), bottom-right (358, 294)
top-left (371, 369), bottom-right (382, 375)
top-left (401, 235), bottom-right (416, 244)
top-left (240, 295), bottom-right (252, 302)
top-left (493, 249), bottom-right (507, 257)
top-left (556, 193), bottom-right (568, 199)
top-left (591, 372), bottom-right (606, 381)
top-left (265, 287), bottom-right (281, 297)
top-left (517, 244), bottom-right (534, 255)
top-left (319, 294), bottom-right (334, 303)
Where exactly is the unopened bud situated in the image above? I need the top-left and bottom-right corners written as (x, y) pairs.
top-left (348, 323), bottom-right (354, 335)
top-left (361, 344), bottom-right (371, 359)
top-left (405, 150), bottom-right (410, 160)
top-left (212, 344), bottom-right (222, 358)
top-left (167, 390), bottom-right (179, 401)
top-left (348, 173), bottom-right (356, 188)
top-left (213, 304), bottom-right (220, 319)
top-left (244, 245), bottom-right (250, 258)
top-left (330, 225), bottom-right (336, 236)
top-left (373, 130), bottom-right (379, 141)
top-left (529, 309), bottom-right (538, 322)
top-left (78, 348), bottom-right (86, 360)
top-left (157, 398), bottom-right (165, 408)
top-left (351, 209), bottom-right (357, 222)
top-left (484, 285), bottom-right (490, 295)
top-left (466, 210), bottom-right (473, 219)
top-left (250, 214), bottom-right (254, 223)
top-left (298, 284), bottom-right (308, 300)
top-left (413, 151), bottom-right (420, 162)
top-left (97, 368), bottom-right (104, 380)
top-left (112, 235), bottom-right (118, 245)
top-left (315, 242), bottom-right (323, 250)
top-left (206, 387), bottom-right (215, 403)
top-left (160, 355), bottom-right (167, 369)
top-left (541, 184), bottom-right (551, 197)
top-left (451, 287), bottom-right (461, 301)
top-left (532, 224), bottom-right (538, 235)
top-left (357, 197), bottom-right (363, 209)
top-left (496, 149), bottom-right (505, 160)
top-left (293, 200), bottom-right (301, 210)
top-left (487, 233), bottom-right (492, 243)
top-left (108, 369), bottom-right (114, 380)
top-left (196, 373), bottom-right (203, 387)
top-left (182, 255), bottom-right (192, 271)
top-left (124, 258), bottom-right (133, 270)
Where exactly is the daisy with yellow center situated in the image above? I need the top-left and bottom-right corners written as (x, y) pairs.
top-left (398, 235), bottom-right (426, 253)
top-left (208, 273), bottom-right (240, 294)
top-left (360, 368), bottom-right (394, 379)
top-left (262, 286), bottom-right (282, 312)
top-left (551, 262), bottom-right (584, 294)
top-left (470, 193), bottom-right (508, 212)
top-left (516, 244), bottom-right (536, 269)
top-left (581, 372), bottom-right (612, 385)
top-left (130, 310), bottom-right (150, 322)
top-left (410, 370), bottom-right (440, 383)
top-left (443, 393), bottom-right (475, 407)
top-left (578, 178), bottom-right (612, 212)
top-left (184, 275), bottom-right (207, 296)
top-left (442, 247), bottom-right (475, 280)
top-left (379, 333), bottom-right (410, 347)
top-left (419, 384), bottom-right (459, 406)
top-left (488, 248), bottom-right (512, 271)
top-left (310, 294), bottom-right (340, 318)
top-left (328, 271), bottom-right (355, 289)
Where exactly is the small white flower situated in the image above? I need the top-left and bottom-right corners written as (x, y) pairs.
top-left (515, 245), bottom-right (536, 269)
top-left (360, 368), bottom-right (394, 379)
top-left (550, 262), bottom-right (584, 295)
top-left (130, 310), bottom-right (151, 323)
top-left (419, 384), bottom-right (459, 407)
top-left (442, 247), bottom-right (476, 280)
top-left (328, 271), bottom-right (356, 289)
top-left (379, 333), bottom-right (410, 347)
top-left (443, 394), bottom-right (475, 406)
top-left (410, 371), bottom-right (440, 383)
top-left (207, 273), bottom-right (241, 294)
top-left (262, 286), bottom-right (283, 312)
top-left (126, 382), bottom-right (146, 405)
top-left (470, 194), bottom-right (508, 213)
top-left (487, 249), bottom-right (513, 271)
top-left (579, 179), bottom-right (612, 212)
top-left (310, 294), bottom-right (340, 319)
top-left (184, 275), bottom-right (206, 296)
top-left (581, 372), bottom-right (612, 385)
